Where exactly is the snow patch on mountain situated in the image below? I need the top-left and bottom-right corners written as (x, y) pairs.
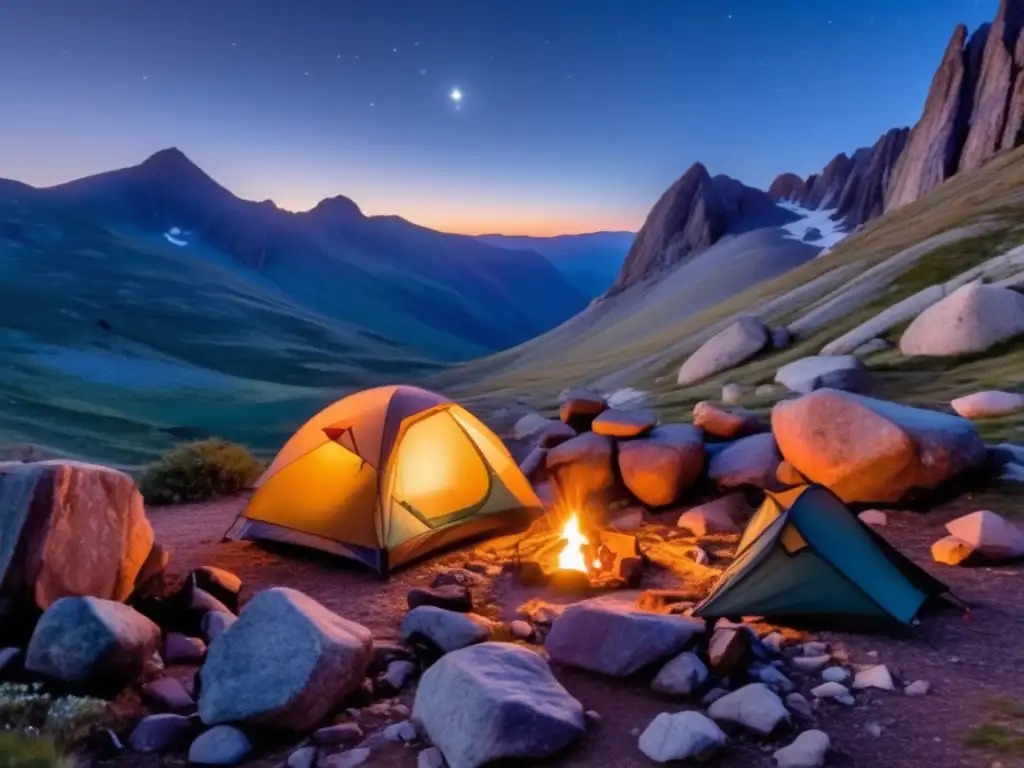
top-left (163, 226), bottom-right (188, 246)
top-left (776, 201), bottom-right (849, 249)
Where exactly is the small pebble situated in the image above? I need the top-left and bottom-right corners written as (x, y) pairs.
top-left (314, 723), bottom-right (363, 746)
top-left (509, 620), bottom-right (534, 640)
top-left (585, 709), bottom-right (602, 724)
top-left (904, 680), bottom-right (931, 697)
top-left (383, 720), bottom-right (417, 743)
top-left (865, 722), bottom-right (884, 738)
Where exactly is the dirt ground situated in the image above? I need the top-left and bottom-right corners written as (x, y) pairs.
top-left (101, 487), bottom-right (1024, 768)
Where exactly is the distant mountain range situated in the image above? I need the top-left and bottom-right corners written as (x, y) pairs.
top-left (614, 0), bottom-right (1024, 296)
top-left (0, 148), bottom-right (594, 367)
top-left (477, 231), bottom-right (634, 298)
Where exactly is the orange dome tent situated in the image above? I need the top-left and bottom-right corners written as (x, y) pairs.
top-left (225, 385), bottom-right (543, 574)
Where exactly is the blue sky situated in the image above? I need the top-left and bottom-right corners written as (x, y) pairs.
top-left (0, 0), bottom-right (999, 234)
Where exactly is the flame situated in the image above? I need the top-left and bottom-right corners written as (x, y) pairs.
top-left (558, 513), bottom-right (590, 573)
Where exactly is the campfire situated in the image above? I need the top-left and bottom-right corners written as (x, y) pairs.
top-left (494, 503), bottom-right (643, 593)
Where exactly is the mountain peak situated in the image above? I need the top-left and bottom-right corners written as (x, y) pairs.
top-left (139, 147), bottom-right (197, 171)
top-left (307, 194), bottom-right (364, 223)
top-left (768, 173), bottom-right (805, 201)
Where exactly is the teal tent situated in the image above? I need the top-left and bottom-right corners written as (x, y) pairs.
top-left (693, 485), bottom-right (951, 626)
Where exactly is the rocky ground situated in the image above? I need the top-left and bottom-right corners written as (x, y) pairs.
top-left (92, 487), bottom-right (1024, 768)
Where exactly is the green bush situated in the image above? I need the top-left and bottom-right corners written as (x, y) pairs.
top-left (139, 439), bottom-right (265, 506)
top-left (0, 732), bottom-right (69, 767)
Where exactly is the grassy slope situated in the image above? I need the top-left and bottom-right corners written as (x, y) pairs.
top-left (437, 146), bottom-right (1024, 442)
top-left (0, 198), bottom-right (447, 468)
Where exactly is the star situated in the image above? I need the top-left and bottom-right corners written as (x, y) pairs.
top-left (419, 68), bottom-right (427, 75)
top-left (231, 42), bottom-right (237, 47)
top-left (336, 53), bottom-right (341, 59)
top-left (414, 41), bottom-right (420, 47)
top-left (142, 75), bottom-right (148, 80)
top-left (304, 71), bottom-right (310, 76)
top-left (369, 102), bottom-right (375, 107)
top-left (450, 88), bottom-right (463, 103)
top-left (392, 47), bottom-right (398, 53)
top-left (727, 14), bottom-right (733, 20)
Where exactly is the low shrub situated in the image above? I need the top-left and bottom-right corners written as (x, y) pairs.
top-left (0, 732), bottom-right (69, 767)
top-left (139, 438), bottom-right (265, 506)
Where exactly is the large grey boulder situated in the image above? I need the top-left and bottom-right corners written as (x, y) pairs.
top-left (198, 587), bottom-right (374, 731)
top-left (0, 461), bottom-right (155, 610)
top-left (772, 389), bottom-right (986, 503)
top-left (651, 652), bottom-right (709, 695)
top-left (707, 683), bottom-right (789, 735)
top-left (26, 596), bottom-right (160, 688)
top-left (638, 711), bottom-right (726, 763)
top-left (774, 730), bottom-right (831, 768)
top-left (402, 606), bottom-right (494, 653)
top-left (617, 425), bottom-right (705, 507)
top-left (708, 433), bottom-right (782, 490)
top-left (545, 597), bottom-right (704, 677)
top-left (412, 642), bottom-right (585, 768)
top-left (900, 283), bottom-right (1024, 357)
top-left (677, 316), bottom-right (770, 386)
top-left (775, 355), bottom-right (871, 395)
top-left (951, 391), bottom-right (1024, 419)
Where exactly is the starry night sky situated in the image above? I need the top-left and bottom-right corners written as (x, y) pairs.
top-left (0, 0), bottom-right (999, 235)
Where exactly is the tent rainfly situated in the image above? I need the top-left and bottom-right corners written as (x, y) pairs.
top-left (225, 385), bottom-right (543, 574)
top-left (693, 485), bottom-right (952, 626)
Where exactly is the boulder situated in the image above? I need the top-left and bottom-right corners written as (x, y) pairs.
top-left (198, 587), bottom-right (374, 731)
top-left (821, 667), bottom-right (849, 684)
top-left (707, 683), bottom-right (789, 735)
top-left (202, 611), bottom-right (236, 643)
top-left (26, 596), bottom-right (160, 688)
top-left (677, 316), bottom-right (771, 386)
top-left (592, 409), bottom-right (658, 438)
top-left (772, 389), bottom-right (986, 503)
top-left (952, 391), bottom-right (1024, 419)
top-left (651, 652), bottom-right (709, 695)
top-left (858, 509), bottom-right (888, 526)
top-left (773, 730), bottom-right (831, 768)
top-left (931, 535), bottom-right (973, 565)
top-left (513, 413), bottom-right (568, 444)
top-left (412, 642), bottom-right (585, 768)
top-left (0, 461), bottom-right (154, 610)
top-left (380, 659), bottom-right (416, 691)
top-left (190, 567), bottom-right (242, 613)
top-left (638, 711), bottom-right (727, 763)
top-left (810, 681), bottom-right (849, 699)
top-left (130, 713), bottom-right (195, 754)
top-left (314, 723), bottom-right (364, 746)
top-left (905, 680), bottom-right (931, 697)
top-left (901, 284), bottom-right (1024, 357)
top-left (853, 664), bottom-right (894, 691)
top-left (407, 585), bottom-right (472, 613)
top-left (143, 677), bottom-right (195, 710)
top-left (707, 627), bottom-right (753, 678)
top-left (692, 401), bottom-right (763, 439)
top-left (417, 747), bottom-right (445, 768)
top-left (708, 433), bottom-right (782, 490)
top-left (791, 655), bottom-right (831, 673)
top-left (545, 433), bottom-right (616, 499)
top-left (288, 747), bottom-right (318, 768)
top-left (431, 568), bottom-right (484, 588)
top-left (945, 509), bottom-right (1024, 562)
top-left (617, 425), bottom-right (705, 507)
top-left (188, 725), bottom-right (251, 766)
top-left (559, 391), bottom-right (608, 432)
top-left (775, 355), bottom-right (871, 395)
top-left (519, 448), bottom-right (547, 480)
top-left (165, 633), bottom-right (207, 664)
top-left (545, 597), bottom-right (704, 676)
top-left (676, 494), bottom-right (749, 537)
top-left (401, 607), bottom-right (494, 653)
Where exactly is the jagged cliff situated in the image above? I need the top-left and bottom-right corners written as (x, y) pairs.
top-left (609, 164), bottom-right (798, 294)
